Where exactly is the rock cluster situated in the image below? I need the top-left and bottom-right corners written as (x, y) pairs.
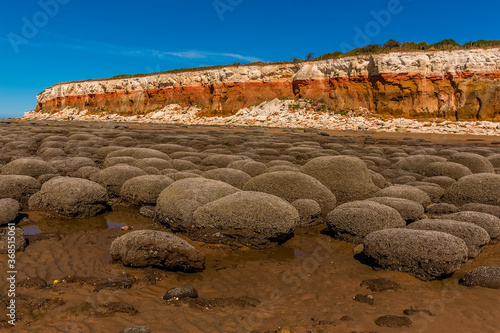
top-left (1, 120), bottom-right (500, 283)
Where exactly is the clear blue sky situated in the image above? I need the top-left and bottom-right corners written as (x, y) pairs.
top-left (1, 0), bottom-right (499, 118)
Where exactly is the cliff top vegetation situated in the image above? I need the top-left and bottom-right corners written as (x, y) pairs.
top-left (52, 39), bottom-right (500, 86)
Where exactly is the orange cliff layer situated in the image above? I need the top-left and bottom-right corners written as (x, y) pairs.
top-left (36, 48), bottom-right (500, 121)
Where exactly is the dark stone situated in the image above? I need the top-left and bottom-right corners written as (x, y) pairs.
top-left (459, 266), bottom-right (500, 289)
top-left (1, 158), bottom-right (57, 178)
top-left (66, 301), bottom-right (138, 318)
top-left (93, 273), bottom-right (137, 292)
top-left (442, 211), bottom-right (500, 244)
top-left (62, 275), bottom-right (98, 285)
top-left (354, 294), bottom-right (374, 305)
top-left (178, 296), bottom-right (261, 310)
top-left (120, 326), bottom-right (151, 333)
top-left (99, 302), bottom-right (138, 317)
top-left (139, 205), bottom-right (156, 218)
top-left (360, 278), bottom-right (401, 292)
top-left (26, 233), bottom-right (61, 243)
top-left (17, 276), bottom-right (49, 289)
top-left (163, 285), bottom-right (198, 300)
top-left (221, 296), bottom-right (259, 308)
top-left (120, 175), bottom-right (173, 206)
top-left (366, 197), bottom-right (424, 222)
top-left (375, 315), bottom-right (412, 327)
top-left (403, 307), bottom-right (434, 316)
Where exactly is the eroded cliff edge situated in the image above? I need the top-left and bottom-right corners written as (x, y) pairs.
top-left (37, 48), bottom-right (500, 121)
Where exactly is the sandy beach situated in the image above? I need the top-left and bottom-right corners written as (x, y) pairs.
top-left (0, 120), bottom-right (499, 332)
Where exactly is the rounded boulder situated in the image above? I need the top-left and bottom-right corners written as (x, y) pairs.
top-left (366, 197), bottom-right (424, 222)
top-left (243, 171), bottom-right (336, 216)
top-left (373, 185), bottom-right (431, 207)
top-left (0, 175), bottom-right (41, 203)
top-left (0, 198), bottom-right (21, 225)
top-left (326, 201), bottom-right (405, 244)
top-left (120, 175), bottom-right (174, 206)
top-left (442, 211), bottom-right (500, 244)
top-left (107, 148), bottom-right (171, 160)
top-left (192, 191), bottom-right (299, 248)
top-left (390, 155), bottom-right (446, 174)
top-left (291, 199), bottom-right (322, 227)
top-left (407, 219), bottom-right (490, 258)
top-left (363, 228), bottom-right (468, 280)
top-left (110, 230), bottom-right (205, 272)
top-left (448, 152), bottom-right (495, 174)
top-left (459, 266), bottom-right (500, 289)
top-left (202, 168), bottom-right (251, 189)
top-left (91, 165), bottom-right (147, 196)
top-left (1, 158), bottom-right (57, 178)
top-left (300, 156), bottom-right (379, 204)
top-left (28, 177), bottom-right (108, 218)
top-left (422, 162), bottom-right (472, 180)
top-left (442, 174), bottom-right (500, 207)
top-left (460, 203), bottom-right (500, 219)
top-left (156, 178), bottom-right (240, 230)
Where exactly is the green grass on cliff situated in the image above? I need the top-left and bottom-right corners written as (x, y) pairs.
top-left (315, 39), bottom-right (500, 60)
top-left (51, 39), bottom-right (500, 87)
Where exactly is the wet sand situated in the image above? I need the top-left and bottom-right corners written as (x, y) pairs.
top-left (1, 120), bottom-right (500, 333)
top-left (3, 209), bottom-right (500, 333)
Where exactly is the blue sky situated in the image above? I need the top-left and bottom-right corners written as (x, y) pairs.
top-left (1, 0), bottom-right (499, 118)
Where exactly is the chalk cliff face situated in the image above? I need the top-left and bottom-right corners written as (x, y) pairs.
top-left (37, 48), bottom-right (500, 121)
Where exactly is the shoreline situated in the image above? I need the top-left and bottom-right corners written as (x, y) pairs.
top-left (21, 99), bottom-right (500, 137)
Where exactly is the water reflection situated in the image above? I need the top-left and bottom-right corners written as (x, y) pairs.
top-left (22, 225), bottom-right (42, 236)
top-left (24, 207), bottom-right (151, 235)
top-left (106, 221), bottom-right (128, 229)
top-left (293, 248), bottom-right (309, 259)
